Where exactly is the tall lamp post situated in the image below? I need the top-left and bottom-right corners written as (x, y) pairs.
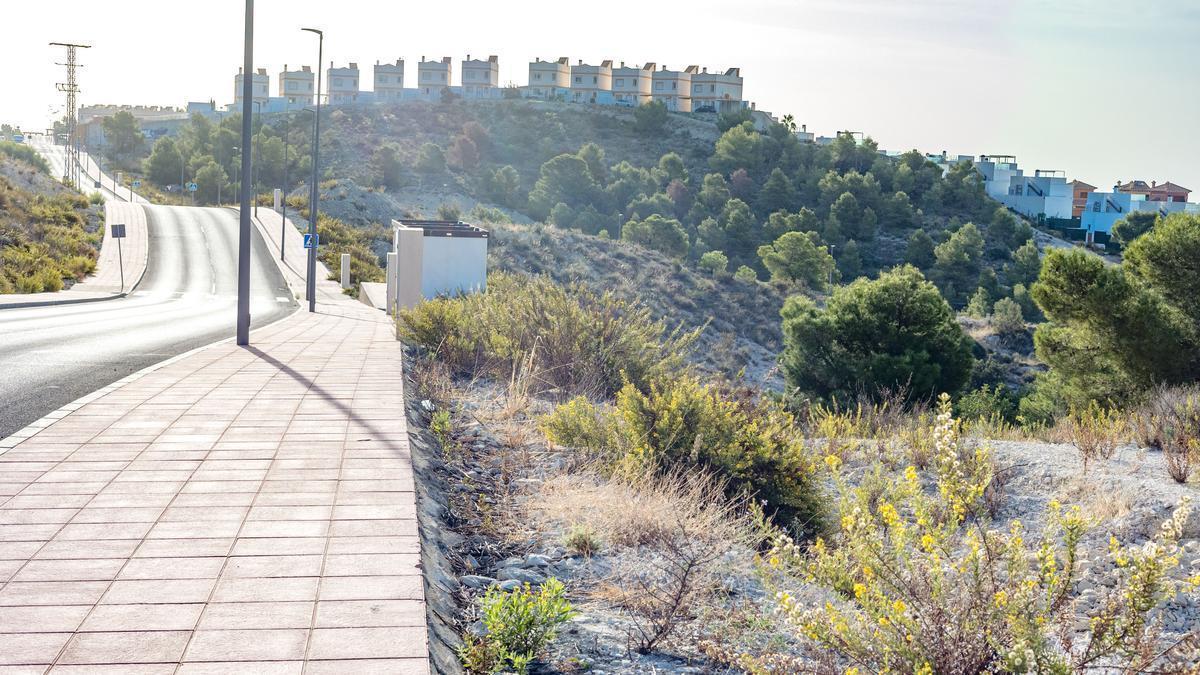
top-left (301, 27), bottom-right (322, 314)
top-left (235, 0), bottom-right (254, 346)
top-left (253, 100), bottom-right (262, 218)
top-left (280, 110), bottom-right (289, 262)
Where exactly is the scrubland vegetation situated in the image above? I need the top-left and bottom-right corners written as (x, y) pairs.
top-left (400, 266), bottom-right (1200, 673)
top-left (0, 154), bottom-right (102, 293)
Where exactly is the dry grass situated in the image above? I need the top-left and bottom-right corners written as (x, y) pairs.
top-left (528, 470), bottom-right (756, 552)
top-left (527, 469), bottom-right (760, 653)
top-left (1068, 402), bottom-right (1127, 473)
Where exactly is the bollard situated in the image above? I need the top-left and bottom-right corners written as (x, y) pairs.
top-left (340, 253), bottom-right (351, 289)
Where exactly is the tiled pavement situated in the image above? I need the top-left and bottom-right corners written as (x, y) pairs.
top-left (0, 288), bottom-right (429, 672)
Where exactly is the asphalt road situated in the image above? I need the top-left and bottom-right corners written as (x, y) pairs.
top-left (0, 205), bottom-right (297, 439)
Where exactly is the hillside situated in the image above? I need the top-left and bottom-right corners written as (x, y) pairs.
top-left (487, 221), bottom-right (789, 387)
top-left (0, 149), bottom-right (104, 294)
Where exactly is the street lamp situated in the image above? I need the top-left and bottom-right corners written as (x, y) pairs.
top-left (301, 26), bottom-right (323, 313)
top-left (235, 0), bottom-right (254, 346)
top-left (253, 100), bottom-right (262, 218)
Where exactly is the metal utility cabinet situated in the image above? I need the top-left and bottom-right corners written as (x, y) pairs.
top-left (387, 219), bottom-right (489, 313)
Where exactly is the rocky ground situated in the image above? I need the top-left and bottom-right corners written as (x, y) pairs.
top-left (404, 346), bottom-right (1200, 674)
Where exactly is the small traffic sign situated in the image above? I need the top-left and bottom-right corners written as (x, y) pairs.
top-left (187, 182), bottom-right (198, 192)
top-left (303, 233), bottom-right (319, 249)
top-left (132, 180), bottom-right (142, 188)
top-left (111, 223), bottom-right (127, 238)
top-left (93, 180), bottom-right (101, 189)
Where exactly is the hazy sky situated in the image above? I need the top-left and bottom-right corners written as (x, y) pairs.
top-left (5, 0), bottom-right (1198, 192)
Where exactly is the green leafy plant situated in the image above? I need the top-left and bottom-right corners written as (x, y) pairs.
top-left (460, 579), bottom-right (576, 674)
top-left (542, 377), bottom-right (824, 536)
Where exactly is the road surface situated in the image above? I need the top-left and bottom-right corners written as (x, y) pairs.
top-left (29, 138), bottom-right (146, 204)
top-left (0, 205), bottom-right (296, 438)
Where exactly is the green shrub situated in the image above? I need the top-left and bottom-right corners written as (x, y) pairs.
top-left (398, 273), bottom-right (697, 398)
top-left (955, 383), bottom-right (1017, 424)
top-left (697, 250), bottom-right (729, 277)
top-left (781, 265), bottom-right (975, 403)
top-left (459, 579), bottom-right (575, 674)
top-left (0, 141), bottom-right (51, 174)
top-left (542, 377), bottom-right (824, 536)
top-left (733, 265), bottom-right (757, 283)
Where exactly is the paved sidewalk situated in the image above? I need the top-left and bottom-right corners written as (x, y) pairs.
top-left (0, 293), bottom-right (428, 671)
top-left (0, 201), bottom-right (149, 309)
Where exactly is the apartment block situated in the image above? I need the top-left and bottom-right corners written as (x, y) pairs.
top-left (374, 59), bottom-right (405, 103)
top-left (611, 61), bottom-right (654, 106)
top-left (691, 67), bottom-right (744, 113)
top-left (526, 57), bottom-right (571, 100)
top-left (570, 59), bottom-right (613, 103)
top-left (651, 65), bottom-right (695, 112)
top-left (327, 62), bottom-right (361, 105)
top-left (1005, 169), bottom-right (1073, 220)
top-left (234, 67), bottom-right (269, 108)
top-left (462, 55), bottom-right (499, 98)
top-left (278, 65), bottom-right (314, 107)
top-left (417, 57), bottom-right (452, 96)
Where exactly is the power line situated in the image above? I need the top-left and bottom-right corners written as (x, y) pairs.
top-left (50, 42), bottom-right (90, 188)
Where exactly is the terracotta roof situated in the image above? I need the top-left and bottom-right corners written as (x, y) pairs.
top-left (1070, 180), bottom-right (1096, 189)
top-left (1150, 181), bottom-right (1190, 193)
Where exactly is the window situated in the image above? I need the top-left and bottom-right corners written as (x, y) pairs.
top-left (1093, 202), bottom-right (1101, 212)
top-left (592, 76), bottom-right (597, 84)
top-left (534, 73), bottom-right (541, 80)
top-left (575, 76), bottom-right (581, 83)
top-left (709, 84), bottom-right (715, 92)
top-left (615, 78), bottom-right (624, 86)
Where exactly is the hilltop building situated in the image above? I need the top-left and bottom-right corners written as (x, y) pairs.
top-left (570, 59), bottom-right (613, 103)
top-left (1069, 180), bottom-right (1096, 218)
top-left (234, 68), bottom-right (269, 108)
top-left (652, 65), bottom-right (695, 112)
top-left (374, 59), bottom-right (405, 103)
top-left (417, 57), bottom-right (452, 98)
top-left (525, 57), bottom-right (571, 100)
top-left (1116, 180), bottom-right (1190, 203)
top-left (611, 62), bottom-right (654, 107)
top-left (691, 67), bottom-right (743, 113)
top-left (279, 65), bottom-right (315, 107)
top-left (327, 63), bottom-right (361, 105)
top-left (1081, 189), bottom-right (1200, 236)
top-left (461, 55), bottom-right (499, 98)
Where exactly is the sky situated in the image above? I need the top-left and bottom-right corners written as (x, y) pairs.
top-left (4, 0), bottom-right (1198, 192)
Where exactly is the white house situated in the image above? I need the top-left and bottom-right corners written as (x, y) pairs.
top-left (417, 57), bottom-right (452, 97)
top-left (327, 63), bottom-right (361, 105)
top-left (1004, 169), bottom-right (1074, 220)
top-left (373, 59), bottom-right (405, 103)
top-left (278, 65), bottom-right (314, 108)
top-left (1080, 190), bottom-right (1200, 236)
top-left (461, 55), bottom-right (499, 98)
top-left (975, 154), bottom-right (1022, 201)
top-left (233, 67), bottom-right (269, 108)
top-left (652, 65), bottom-right (695, 112)
top-left (525, 57), bottom-right (571, 100)
top-left (570, 59), bottom-right (613, 103)
top-left (611, 62), bottom-right (654, 107)
top-left (691, 67), bottom-right (744, 113)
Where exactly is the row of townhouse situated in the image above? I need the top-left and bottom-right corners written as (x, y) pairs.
top-left (919, 150), bottom-right (1197, 239)
top-left (226, 55), bottom-right (747, 114)
top-left (524, 58), bottom-right (745, 113)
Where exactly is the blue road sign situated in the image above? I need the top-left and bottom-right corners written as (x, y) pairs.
top-left (132, 180), bottom-right (142, 188)
top-left (186, 182), bottom-right (198, 192)
top-left (303, 233), bottom-right (319, 249)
